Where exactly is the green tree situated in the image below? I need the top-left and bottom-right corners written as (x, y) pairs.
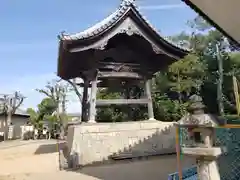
top-left (26, 108), bottom-right (42, 128)
top-left (168, 54), bottom-right (206, 99)
top-left (96, 88), bottom-right (128, 122)
top-left (153, 94), bottom-right (189, 122)
top-left (0, 92), bottom-right (24, 140)
top-left (36, 79), bottom-right (68, 135)
top-left (37, 98), bottom-right (58, 116)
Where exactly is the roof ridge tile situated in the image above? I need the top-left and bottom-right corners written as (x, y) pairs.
top-left (59, 0), bottom-right (189, 51)
top-left (61, 1), bottom-right (131, 41)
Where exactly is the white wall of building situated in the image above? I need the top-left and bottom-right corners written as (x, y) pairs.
top-left (0, 115), bottom-right (29, 139)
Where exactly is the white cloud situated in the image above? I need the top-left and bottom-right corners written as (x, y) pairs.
top-left (0, 73), bottom-right (82, 113)
top-left (139, 3), bottom-right (186, 10)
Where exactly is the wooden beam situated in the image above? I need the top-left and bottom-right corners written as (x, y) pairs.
top-left (96, 98), bottom-right (149, 106)
top-left (77, 79), bottom-right (145, 88)
top-left (98, 62), bottom-right (151, 72)
top-left (98, 72), bottom-right (143, 79)
top-left (77, 81), bottom-right (108, 88)
top-left (99, 62), bottom-right (141, 67)
top-left (99, 65), bottom-right (141, 71)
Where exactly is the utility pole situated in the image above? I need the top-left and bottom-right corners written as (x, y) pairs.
top-left (216, 43), bottom-right (224, 115)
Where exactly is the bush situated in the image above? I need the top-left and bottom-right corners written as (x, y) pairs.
top-left (153, 94), bottom-right (189, 122)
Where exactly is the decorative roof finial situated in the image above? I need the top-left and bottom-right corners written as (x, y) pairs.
top-left (57, 31), bottom-right (67, 40)
top-left (122, 0), bottom-right (135, 4)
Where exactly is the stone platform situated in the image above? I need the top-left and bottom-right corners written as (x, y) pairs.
top-left (66, 120), bottom-right (177, 167)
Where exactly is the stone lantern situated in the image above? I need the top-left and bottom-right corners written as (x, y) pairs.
top-left (177, 94), bottom-right (223, 180)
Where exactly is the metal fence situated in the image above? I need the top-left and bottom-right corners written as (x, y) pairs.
top-left (168, 125), bottom-right (240, 180)
top-left (216, 127), bottom-right (240, 180)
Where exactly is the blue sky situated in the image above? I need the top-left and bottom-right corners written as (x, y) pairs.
top-left (0, 0), bottom-right (197, 112)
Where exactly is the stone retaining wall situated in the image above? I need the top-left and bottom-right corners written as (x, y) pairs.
top-left (67, 120), bottom-right (176, 166)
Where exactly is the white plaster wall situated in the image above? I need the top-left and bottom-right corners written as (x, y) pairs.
top-left (0, 115), bottom-right (28, 139)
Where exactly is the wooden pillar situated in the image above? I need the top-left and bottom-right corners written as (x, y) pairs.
top-left (145, 79), bottom-right (155, 120)
top-left (88, 72), bottom-right (98, 123)
top-left (124, 86), bottom-right (133, 120)
top-left (81, 79), bottom-right (89, 122)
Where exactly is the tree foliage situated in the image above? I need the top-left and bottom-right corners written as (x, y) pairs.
top-left (33, 78), bottom-right (81, 133)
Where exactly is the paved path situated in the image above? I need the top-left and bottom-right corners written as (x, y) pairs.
top-left (0, 139), bottom-right (57, 149)
top-left (0, 172), bottom-right (99, 180)
top-left (0, 140), bottom-right (101, 180)
top-left (0, 140), bottom-right (195, 180)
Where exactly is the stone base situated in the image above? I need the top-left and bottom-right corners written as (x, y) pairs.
top-left (182, 147), bottom-right (222, 159)
top-left (66, 120), bottom-right (176, 167)
top-left (87, 120), bottom-right (96, 123)
top-left (148, 118), bottom-right (157, 121)
top-left (197, 160), bottom-right (221, 180)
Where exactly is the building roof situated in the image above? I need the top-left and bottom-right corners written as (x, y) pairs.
top-left (14, 108), bottom-right (29, 117)
top-left (68, 112), bottom-right (81, 117)
top-left (58, 0), bottom-right (189, 51)
top-left (57, 0), bottom-right (190, 80)
top-left (0, 108), bottom-right (30, 117)
top-left (182, 0), bottom-right (240, 46)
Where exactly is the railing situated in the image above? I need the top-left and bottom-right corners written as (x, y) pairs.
top-left (215, 127), bottom-right (240, 180)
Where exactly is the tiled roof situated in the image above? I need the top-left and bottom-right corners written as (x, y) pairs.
top-left (68, 112), bottom-right (81, 117)
top-left (60, 0), bottom-right (134, 41)
top-left (60, 0), bottom-right (189, 51)
top-left (0, 108), bottom-right (29, 116)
